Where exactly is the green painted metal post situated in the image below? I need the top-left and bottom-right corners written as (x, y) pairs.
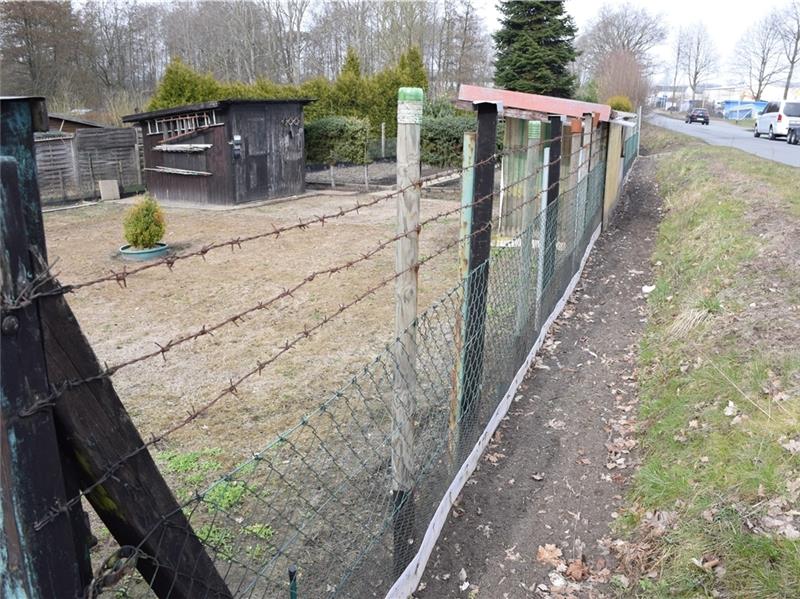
top-left (288, 565), bottom-right (298, 599)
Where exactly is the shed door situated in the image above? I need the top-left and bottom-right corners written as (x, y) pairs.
top-left (243, 116), bottom-right (270, 201)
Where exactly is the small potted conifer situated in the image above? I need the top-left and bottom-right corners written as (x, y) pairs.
top-left (119, 195), bottom-right (169, 260)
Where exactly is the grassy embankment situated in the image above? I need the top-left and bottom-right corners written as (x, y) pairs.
top-left (620, 125), bottom-right (800, 597)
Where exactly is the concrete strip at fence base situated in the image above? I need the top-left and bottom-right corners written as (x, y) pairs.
top-left (386, 223), bottom-right (602, 599)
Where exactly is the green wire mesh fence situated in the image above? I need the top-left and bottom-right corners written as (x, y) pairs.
top-left (90, 131), bottom-right (611, 598)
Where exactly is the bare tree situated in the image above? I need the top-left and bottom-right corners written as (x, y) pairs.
top-left (670, 27), bottom-right (687, 109)
top-left (578, 2), bottom-right (667, 72)
top-left (778, 0), bottom-right (800, 99)
top-left (596, 49), bottom-right (650, 108)
top-left (0, 0), bottom-right (87, 100)
top-left (735, 17), bottom-right (785, 99)
top-left (682, 23), bottom-right (718, 101)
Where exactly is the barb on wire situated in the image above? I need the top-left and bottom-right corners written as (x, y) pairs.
top-left (3, 133), bottom-right (563, 312)
top-left (26, 138), bottom-right (593, 419)
top-left (30, 134), bottom-right (595, 531)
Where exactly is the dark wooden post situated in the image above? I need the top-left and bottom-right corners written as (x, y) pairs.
top-left (542, 115), bottom-right (563, 290)
top-left (1, 96), bottom-right (88, 599)
top-left (1, 98), bottom-right (232, 599)
top-left (457, 101), bottom-right (499, 458)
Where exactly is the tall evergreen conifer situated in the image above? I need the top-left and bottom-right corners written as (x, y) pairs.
top-left (493, 1), bottom-right (578, 97)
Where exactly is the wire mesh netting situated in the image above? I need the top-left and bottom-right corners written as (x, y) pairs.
top-left (85, 133), bottom-right (610, 599)
top-left (3, 108), bottom-right (645, 599)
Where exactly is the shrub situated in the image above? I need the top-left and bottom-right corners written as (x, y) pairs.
top-left (123, 196), bottom-right (166, 248)
top-left (420, 115), bottom-right (505, 168)
top-left (607, 95), bottom-right (634, 112)
top-left (305, 116), bottom-right (369, 165)
top-left (421, 115), bottom-right (476, 167)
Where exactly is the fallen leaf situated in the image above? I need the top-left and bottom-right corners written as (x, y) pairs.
top-left (642, 285), bottom-right (656, 294)
top-left (547, 418), bottom-right (566, 430)
top-left (536, 543), bottom-right (563, 567)
top-left (458, 568), bottom-right (467, 583)
top-left (565, 558), bottom-right (590, 581)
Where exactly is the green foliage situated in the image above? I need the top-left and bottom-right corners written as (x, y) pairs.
top-left (147, 47), bottom-right (428, 140)
top-left (196, 524), bottom-right (234, 560)
top-left (204, 480), bottom-right (246, 512)
top-left (123, 195), bottom-right (165, 249)
top-left (421, 115), bottom-right (476, 167)
top-left (493, 1), bottom-right (578, 97)
top-left (146, 58), bottom-right (221, 111)
top-left (243, 523), bottom-right (274, 541)
top-left (607, 95), bottom-right (634, 112)
top-left (575, 79), bottom-right (599, 103)
top-left (305, 116), bottom-right (369, 165)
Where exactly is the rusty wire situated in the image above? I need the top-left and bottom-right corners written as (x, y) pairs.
top-left (1, 135), bottom-right (562, 312)
top-left (29, 137), bottom-right (588, 532)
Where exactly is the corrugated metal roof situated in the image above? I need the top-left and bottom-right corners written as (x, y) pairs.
top-left (457, 84), bottom-right (612, 122)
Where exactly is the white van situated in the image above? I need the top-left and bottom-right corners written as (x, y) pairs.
top-left (754, 100), bottom-right (800, 140)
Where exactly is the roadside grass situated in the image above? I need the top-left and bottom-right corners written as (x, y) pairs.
top-left (619, 125), bottom-right (800, 597)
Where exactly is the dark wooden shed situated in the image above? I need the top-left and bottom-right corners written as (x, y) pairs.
top-left (122, 99), bottom-right (310, 205)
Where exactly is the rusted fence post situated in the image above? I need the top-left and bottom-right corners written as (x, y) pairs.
top-left (1, 96), bottom-right (88, 599)
top-left (393, 86), bottom-right (423, 576)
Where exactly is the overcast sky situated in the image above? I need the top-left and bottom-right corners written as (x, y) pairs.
top-left (474, 0), bottom-right (793, 85)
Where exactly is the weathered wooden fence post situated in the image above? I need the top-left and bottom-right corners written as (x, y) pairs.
top-left (514, 120), bottom-right (542, 354)
top-left (393, 86), bottom-right (423, 576)
top-left (2, 98), bottom-right (232, 599)
top-left (457, 101), bottom-right (499, 458)
top-left (381, 121), bottom-right (386, 159)
top-left (448, 131), bottom-right (476, 467)
top-left (1, 96), bottom-right (88, 599)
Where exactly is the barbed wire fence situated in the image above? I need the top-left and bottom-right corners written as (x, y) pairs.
top-left (1, 94), bottom-right (637, 599)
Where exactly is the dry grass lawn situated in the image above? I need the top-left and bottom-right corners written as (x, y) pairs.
top-left (43, 191), bottom-right (460, 473)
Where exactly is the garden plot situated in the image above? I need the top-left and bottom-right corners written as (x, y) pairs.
top-left (43, 190), bottom-right (461, 506)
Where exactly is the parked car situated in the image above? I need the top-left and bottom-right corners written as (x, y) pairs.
top-left (754, 100), bottom-right (800, 140)
top-left (685, 108), bottom-right (710, 125)
top-left (788, 126), bottom-right (799, 145)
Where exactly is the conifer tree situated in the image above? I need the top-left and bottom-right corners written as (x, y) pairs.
top-left (493, 1), bottom-right (578, 97)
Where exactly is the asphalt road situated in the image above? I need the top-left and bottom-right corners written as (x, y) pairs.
top-left (648, 113), bottom-right (800, 168)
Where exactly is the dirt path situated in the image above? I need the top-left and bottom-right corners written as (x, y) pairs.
top-left (415, 157), bottom-right (663, 598)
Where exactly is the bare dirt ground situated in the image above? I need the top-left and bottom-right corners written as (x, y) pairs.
top-left (415, 157), bottom-right (663, 598)
top-left (43, 191), bottom-right (460, 469)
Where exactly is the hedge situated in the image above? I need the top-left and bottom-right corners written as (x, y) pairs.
top-left (420, 116), bottom-right (506, 168)
top-left (305, 116), bottom-right (369, 165)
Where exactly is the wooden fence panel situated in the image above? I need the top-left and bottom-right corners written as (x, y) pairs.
top-left (34, 135), bottom-right (79, 205)
top-left (33, 128), bottom-right (142, 204)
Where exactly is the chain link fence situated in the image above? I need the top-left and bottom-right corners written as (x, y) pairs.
top-left (94, 132), bottom-right (609, 599)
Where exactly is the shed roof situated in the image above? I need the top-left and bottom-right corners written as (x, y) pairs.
top-left (122, 98), bottom-right (313, 123)
top-left (456, 84), bottom-right (612, 122)
top-left (48, 112), bottom-right (105, 128)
